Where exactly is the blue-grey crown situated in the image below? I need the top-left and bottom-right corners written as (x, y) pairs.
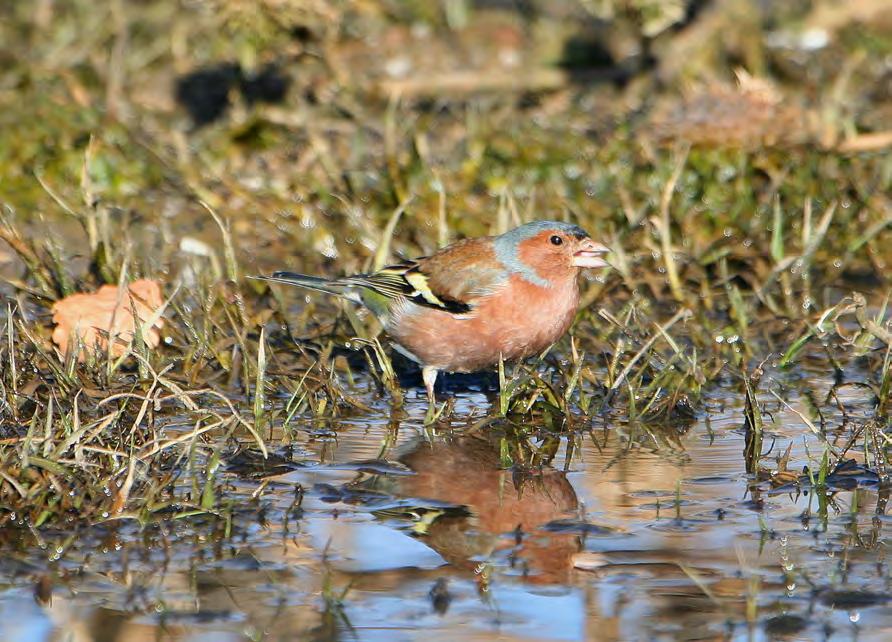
top-left (500, 220), bottom-right (589, 242)
top-left (492, 220), bottom-right (590, 286)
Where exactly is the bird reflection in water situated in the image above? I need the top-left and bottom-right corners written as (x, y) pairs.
top-left (365, 433), bottom-right (581, 585)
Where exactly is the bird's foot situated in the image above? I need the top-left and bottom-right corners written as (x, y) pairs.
top-left (422, 366), bottom-right (444, 425)
top-left (422, 367), bottom-right (438, 401)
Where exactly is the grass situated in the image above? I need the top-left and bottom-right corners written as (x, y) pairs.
top-left (0, 0), bottom-right (889, 566)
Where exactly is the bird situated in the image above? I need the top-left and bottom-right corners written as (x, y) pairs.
top-left (257, 221), bottom-right (610, 403)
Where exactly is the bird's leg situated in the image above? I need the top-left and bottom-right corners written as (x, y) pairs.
top-left (422, 366), bottom-right (438, 405)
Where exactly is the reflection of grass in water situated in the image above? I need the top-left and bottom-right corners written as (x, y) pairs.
top-left (316, 553), bottom-right (356, 642)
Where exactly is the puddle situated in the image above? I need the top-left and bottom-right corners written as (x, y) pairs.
top-left (0, 364), bottom-right (889, 642)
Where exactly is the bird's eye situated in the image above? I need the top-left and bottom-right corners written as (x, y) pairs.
top-left (549, 235), bottom-right (563, 246)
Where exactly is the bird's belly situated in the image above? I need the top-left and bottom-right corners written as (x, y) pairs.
top-left (387, 286), bottom-right (578, 373)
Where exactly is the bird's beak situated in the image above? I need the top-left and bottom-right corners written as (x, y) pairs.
top-left (572, 239), bottom-right (610, 268)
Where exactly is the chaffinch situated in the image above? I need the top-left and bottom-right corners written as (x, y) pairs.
top-left (259, 221), bottom-right (610, 402)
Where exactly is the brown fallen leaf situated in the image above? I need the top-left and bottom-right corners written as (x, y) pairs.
top-left (51, 279), bottom-right (164, 360)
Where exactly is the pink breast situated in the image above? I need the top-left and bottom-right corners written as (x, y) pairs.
top-left (387, 275), bottom-right (580, 373)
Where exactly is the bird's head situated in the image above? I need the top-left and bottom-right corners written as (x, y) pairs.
top-left (494, 221), bottom-right (610, 286)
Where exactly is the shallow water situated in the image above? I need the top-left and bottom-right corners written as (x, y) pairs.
top-left (0, 361), bottom-right (890, 642)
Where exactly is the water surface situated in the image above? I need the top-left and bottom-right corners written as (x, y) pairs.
top-left (1, 363), bottom-right (889, 642)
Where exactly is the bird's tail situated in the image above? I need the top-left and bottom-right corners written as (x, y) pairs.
top-left (253, 271), bottom-right (362, 304)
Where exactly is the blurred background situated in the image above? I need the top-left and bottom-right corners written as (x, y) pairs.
top-left (2, 0), bottom-right (891, 283)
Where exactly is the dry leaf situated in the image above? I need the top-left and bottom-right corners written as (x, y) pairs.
top-left (51, 279), bottom-right (164, 360)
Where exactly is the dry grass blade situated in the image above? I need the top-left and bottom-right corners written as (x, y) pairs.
top-left (606, 308), bottom-right (691, 394)
top-left (768, 389), bottom-right (842, 459)
top-left (653, 146), bottom-right (689, 303)
top-left (373, 196), bottom-right (413, 271)
top-left (201, 200), bottom-right (239, 283)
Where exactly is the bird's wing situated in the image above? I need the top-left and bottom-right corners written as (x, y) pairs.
top-left (348, 237), bottom-right (508, 315)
